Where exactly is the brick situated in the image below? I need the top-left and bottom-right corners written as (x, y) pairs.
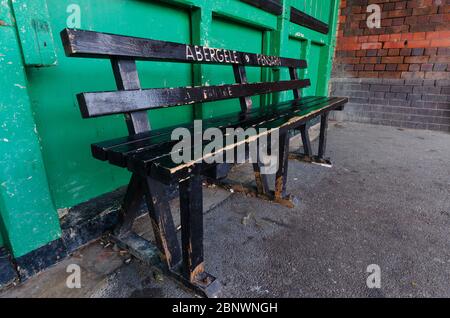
top-left (422, 94), bottom-right (448, 102)
top-left (391, 85), bottom-right (413, 93)
top-left (400, 48), bottom-right (412, 56)
top-left (388, 49), bottom-right (400, 56)
top-left (409, 64), bottom-right (421, 72)
top-left (404, 56), bottom-right (429, 64)
top-left (382, 56), bottom-right (404, 64)
top-left (370, 91), bottom-right (386, 98)
top-left (362, 42), bottom-right (383, 50)
top-left (370, 84), bottom-right (391, 92)
top-left (425, 72), bottom-right (450, 80)
top-left (404, 79), bottom-right (424, 86)
top-left (436, 80), bottom-right (450, 87)
top-left (402, 72), bottom-right (425, 79)
top-left (420, 64), bottom-right (434, 72)
top-left (433, 64), bottom-right (448, 72)
top-left (360, 57), bottom-right (379, 64)
top-left (386, 64), bottom-right (398, 71)
top-left (413, 86), bottom-right (441, 94)
top-left (374, 64), bottom-right (386, 71)
top-left (430, 39), bottom-right (450, 48)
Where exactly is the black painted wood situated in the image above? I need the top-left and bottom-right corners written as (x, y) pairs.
top-left (318, 112), bottom-right (329, 159)
top-left (128, 97), bottom-right (348, 184)
top-left (179, 166), bottom-right (204, 282)
top-left (240, 0), bottom-right (283, 15)
top-left (143, 176), bottom-right (181, 269)
top-left (289, 67), bottom-right (301, 99)
top-left (111, 59), bottom-right (151, 134)
top-left (290, 7), bottom-right (330, 35)
top-left (111, 97), bottom-right (329, 169)
top-left (233, 64), bottom-right (253, 112)
top-left (61, 29), bottom-right (306, 68)
top-left (114, 174), bottom-right (145, 237)
top-left (275, 132), bottom-right (290, 200)
top-left (0, 248), bottom-right (17, 288)
top-left (78, 79), bottom-right (311, 118)
top-left (300, 124), bottom-right (313, 156)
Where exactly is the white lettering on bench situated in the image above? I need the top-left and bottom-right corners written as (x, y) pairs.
top-left (186, 45), bottom-right (239, 64)
top-left (186, 46), bottom-right (283, 66)
top-left (256, 54), bottom-right (282, 66)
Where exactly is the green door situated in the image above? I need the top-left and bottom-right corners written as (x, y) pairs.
top-left (0, 0), bottom-right (340, 257)
top-left (26, 0), bottom-right (192, 210)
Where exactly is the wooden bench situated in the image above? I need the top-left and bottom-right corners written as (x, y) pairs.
top-left (61, 28), bottom-right (348, 297)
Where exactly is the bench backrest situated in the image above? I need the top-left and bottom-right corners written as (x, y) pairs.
top-left (61, 29), bottom-right (310, 135)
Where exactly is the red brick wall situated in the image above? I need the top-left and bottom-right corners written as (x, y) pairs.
top-left (331, 0), bottom-right (450, 131)
top-left (334, 0), bottom-right (449, 79)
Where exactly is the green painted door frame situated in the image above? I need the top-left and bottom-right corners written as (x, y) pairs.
top-left (0, 0), bottom-right (340, 257)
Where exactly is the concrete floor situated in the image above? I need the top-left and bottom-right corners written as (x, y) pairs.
top-left (1, 122), bottom-right (449, 298)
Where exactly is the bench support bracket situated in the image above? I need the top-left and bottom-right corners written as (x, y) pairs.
top-left (290, 112), bottom-right (333, 167)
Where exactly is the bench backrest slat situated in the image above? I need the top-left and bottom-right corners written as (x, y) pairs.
top-left (78, 79), bottom-right (311, 118)
top-left (61, 29), bottom-right (306, 69)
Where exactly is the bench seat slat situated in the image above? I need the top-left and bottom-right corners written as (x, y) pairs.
top-left (124, 97), bottom-right (348, 183)
top-left (61, 29), bottom-right (306, 69)
top-left (78, 79), bottom-right (311, 118)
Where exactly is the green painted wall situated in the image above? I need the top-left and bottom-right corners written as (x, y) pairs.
top-left (0, 0), bottom-right (340, 257)
top-left (0, 0), bottom-right (61, 257)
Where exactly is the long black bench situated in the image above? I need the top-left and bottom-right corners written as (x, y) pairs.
top-left (61, 28), bottom-right (348, 297)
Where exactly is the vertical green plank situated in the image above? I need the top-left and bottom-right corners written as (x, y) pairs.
top-left (0, 0), bottom-right (61, 257)
top-left (271, 1), bottom-right (291, 104)
top-left (191, 6), bottom-right (212, 119)
top-left (319, 0), bottom-right (341, 96)
top-left (201, 17), bottom-right (264, 118)
top-left (10, 0), bottom-right (57, 66)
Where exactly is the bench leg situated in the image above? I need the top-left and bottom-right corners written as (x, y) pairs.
top-left (115, 173), bottom-right (145, 237)
top-left (253, 162), bottom-right (270, 197)
top-left (179, 166), bottom-right (221, 297)
top-left (274, 132), bottom-right (298, 208)
top-left (318, 112), bottom-right (329, 160)
top-left (300, 124), bottom-right (313, 157)
top-left (289, 114), bottom-right (333, 167)
top-left (143, 176), bottom-right (181, 270)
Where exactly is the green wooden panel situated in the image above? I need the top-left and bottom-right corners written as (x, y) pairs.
top-left (290, 0), bottom-right (332, 23)
top-left (201, 17), bottom-right (264, 118)
top-left (25, 0), bottom-right (192, 209)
